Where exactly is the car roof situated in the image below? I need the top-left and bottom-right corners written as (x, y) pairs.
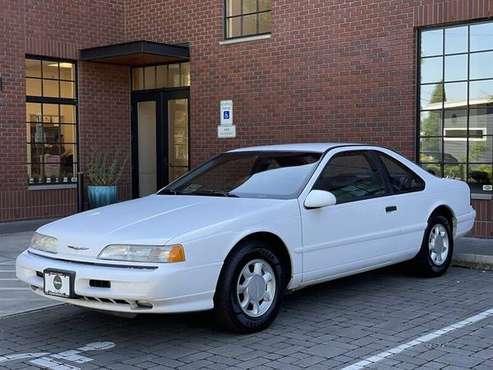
top-left (228, 143), bottom-right (359, 153)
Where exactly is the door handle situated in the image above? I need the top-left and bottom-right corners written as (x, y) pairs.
top-left (386, 205), bottom-right (397, 213)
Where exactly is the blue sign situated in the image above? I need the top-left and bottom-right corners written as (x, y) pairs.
top-left (223, 111), bottom-right (230, 120)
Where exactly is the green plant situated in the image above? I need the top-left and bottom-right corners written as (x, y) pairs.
top-left (86, 150), bottom-right (127, 186)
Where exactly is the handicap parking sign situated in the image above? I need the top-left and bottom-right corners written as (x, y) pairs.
top-left (220, 100), bottom-right (233, 125)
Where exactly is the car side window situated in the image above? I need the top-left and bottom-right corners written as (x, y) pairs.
top-left (378, 153), bottom-right (425, 194)
top-left (313, 151), bottom-right (387, 204)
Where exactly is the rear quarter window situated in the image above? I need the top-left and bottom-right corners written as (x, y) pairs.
top-left (378, 153), bottom-right (425, 194)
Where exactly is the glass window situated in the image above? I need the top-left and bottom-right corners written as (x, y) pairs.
top-left (132, 67), bottom-right (144, 90)
top-left (470, 51), bottom-right (493, 80)
top-left (470, 22), bottom-right (493, 52)
top-left (144, 66), bottom-right (156, 89)
top-left (225, 0), bottom-right (271, 39)
top-left (421, 29), bottom-right (443, 57)
top-left (378, 153), bottom-right (425, 193)
top-left (420, 110), bottom-right (442, 137)
top-left (131, 62), bottom-right (190, 91)
top-left (418, 22), bottom-right (493, 194)
top-left (420, 83), bottom-right (444, 110)
top-left (313, 151), bottom-right (386, 204)
top-left (420, 57), bottom-right (442, 84)
top-left (163, 151), bottom-right (321, 199)
top-left (168, 64), bottom-right (181, 87)
top-left (156, 65), bottom-right (168, 88)
top-left (25, 57), bottom-right (78, 186)
top-left (444, 54), bottom-right (467, 82)
top-left (445, 26), bottom-right (468, 54)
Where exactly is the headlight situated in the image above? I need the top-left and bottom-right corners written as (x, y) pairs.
top-left (30, 232), bottom-right (58, 254)
top-left (98, 244), bottom-right (185, 263)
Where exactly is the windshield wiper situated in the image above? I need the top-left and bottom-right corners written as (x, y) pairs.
top-left (186, 190), bottom-right (239, 198)
top-left (158, 188), bottom-right (181, 195)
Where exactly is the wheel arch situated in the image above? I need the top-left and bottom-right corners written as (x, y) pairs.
top-left (428, 204), bottom-right (456, 235)
top-left (219, 231), bottom-right (293, 289)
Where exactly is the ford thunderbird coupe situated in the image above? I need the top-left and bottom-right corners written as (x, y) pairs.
top-left (16, 143), bottom-right (475, 332)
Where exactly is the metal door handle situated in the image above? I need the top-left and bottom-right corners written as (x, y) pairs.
top-left (385, 206), bottom-right (397, 213)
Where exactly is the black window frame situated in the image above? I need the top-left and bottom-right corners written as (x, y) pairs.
top-left (224, 0), bottom-right (272, 40)
top-left (131, 62), bottom-right (191, 91)
top-left (374, 152), bottom-right (426, 195)
top-left (312, 150), bottom-right (391, 205)
top-left (25, 54), bottom-right (79, 187)
top-left (417, 19), bottom-right (493, 195)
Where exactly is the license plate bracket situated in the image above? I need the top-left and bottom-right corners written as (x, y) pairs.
top-left (43, 268), bottom-right (76, 298)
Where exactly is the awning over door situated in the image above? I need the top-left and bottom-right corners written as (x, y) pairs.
top-left (80, 41), bottom-right (189, 66)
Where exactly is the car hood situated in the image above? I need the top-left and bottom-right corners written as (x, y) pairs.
top-left (36, 194), bottom-right (284, 259)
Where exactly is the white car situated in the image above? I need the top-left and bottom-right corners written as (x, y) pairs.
top-left (17, 143), bottom-right (476, 332)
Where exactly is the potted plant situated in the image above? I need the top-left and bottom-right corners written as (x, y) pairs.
top-left (86, 151), bottom-right (127, 209)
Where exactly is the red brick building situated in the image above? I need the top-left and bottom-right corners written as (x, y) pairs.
top-left (0, 0), bottom-right (492, 237)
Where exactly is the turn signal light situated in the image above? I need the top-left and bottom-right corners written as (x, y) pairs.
top-left (168, 244), bottom-right (186, 263)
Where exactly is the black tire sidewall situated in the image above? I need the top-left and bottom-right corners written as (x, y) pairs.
top-left (214, 241), bottom-right (285, 333)
top-left (418, 215), bottom-right (454, 276)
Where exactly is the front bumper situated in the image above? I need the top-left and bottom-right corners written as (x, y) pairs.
top-left (16, 251), bottom-right (222, 313)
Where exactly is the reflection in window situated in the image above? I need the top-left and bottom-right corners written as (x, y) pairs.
top-left (25, 57), bottom-right (78, 186)
top-left (225, 0), bottom-right (271, 39)
top-left (419, 21), bottom-right (493, 194)
top-left (378, 153), bottom-right (425, 193)
top-left (314, 152), bottom-right (386, 204)
top-left (168, 99), bottom-right (189, 182)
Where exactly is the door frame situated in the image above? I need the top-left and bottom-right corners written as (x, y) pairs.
top-left (131, 87), bottom-right (190, 198)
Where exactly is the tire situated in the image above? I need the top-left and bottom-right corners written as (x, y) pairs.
top-left (214, 240), bottom-right (285, 333)
top-left (411, 215), bottom-right (454, 277)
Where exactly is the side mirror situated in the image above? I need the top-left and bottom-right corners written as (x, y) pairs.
top-left (304, 190), bottom-right (337, 209)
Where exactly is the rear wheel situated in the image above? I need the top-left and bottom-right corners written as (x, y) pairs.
top-left (214, 241), bottom-right (285, 333)
top-left (411, 215), bottom-right (453, 277)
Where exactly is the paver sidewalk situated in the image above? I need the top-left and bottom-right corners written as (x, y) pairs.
top-left (454, 237), bottom-right (493, 270)
top-left (0, 231), bottom-right (58, 317)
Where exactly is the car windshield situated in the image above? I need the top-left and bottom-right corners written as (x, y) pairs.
top-left (160, 151), bottom-right (323, 199)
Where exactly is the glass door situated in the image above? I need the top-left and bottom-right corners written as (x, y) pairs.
top-left (131, 90), bottom-right (189, 198)
top-left (168, 98), bottom-right (189, 182)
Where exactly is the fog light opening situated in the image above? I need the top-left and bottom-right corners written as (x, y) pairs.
top-left (136, 300), bottom-right (153, 309)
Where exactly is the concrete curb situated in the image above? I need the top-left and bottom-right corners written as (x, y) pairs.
top-left (453, 253), bottom-right (493, 271)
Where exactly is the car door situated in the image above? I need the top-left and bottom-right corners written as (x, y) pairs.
top-left (372, 150), bottom-right (430, 257)
top-left (300, 148), bottom-right (402, 283)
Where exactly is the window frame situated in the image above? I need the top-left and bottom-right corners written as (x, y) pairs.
top-left (131, 62), bottom-right (191, 91)
top-left (417, 19), bottom-right (493, 195)
top-left (311, 150), bottom-right (391, 205)
top-left (25, 54), bottom-right (79, 187)
top-left (374, 151), bottom-right (426, 195)
top-left (223, 0), bottom-right (272, 40)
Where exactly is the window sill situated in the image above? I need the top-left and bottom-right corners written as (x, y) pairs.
top-left (471, 193), bottom-right (493, 200)
top-left (28, 184), bottom-right (77, 191)
top-left (219, 34), bottom-right (271, 45)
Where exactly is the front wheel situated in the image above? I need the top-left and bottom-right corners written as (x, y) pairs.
top-left (214, 241), bottom-right (285, 333)
top-left (411, 215), bottom-right (453, 277)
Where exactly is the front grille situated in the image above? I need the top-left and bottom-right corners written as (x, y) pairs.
top-left (81, 296), bottom-right (130, 305)
top-left (79, 296), bottom-right (153, 310)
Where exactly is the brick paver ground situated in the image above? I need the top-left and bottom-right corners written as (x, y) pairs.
top-left (0, 266), bottom-right (492, 369)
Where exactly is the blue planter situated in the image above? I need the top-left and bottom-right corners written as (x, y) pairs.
top-left (88, 185), bottom-right (118, 209)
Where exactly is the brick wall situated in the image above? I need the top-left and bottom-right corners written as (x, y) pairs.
top-left (124, 0), bottom-right (493, 236)
top-left (0, 0), bottom-right (492, 237)
top-left (0, 0), bottom-right (129, 221)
